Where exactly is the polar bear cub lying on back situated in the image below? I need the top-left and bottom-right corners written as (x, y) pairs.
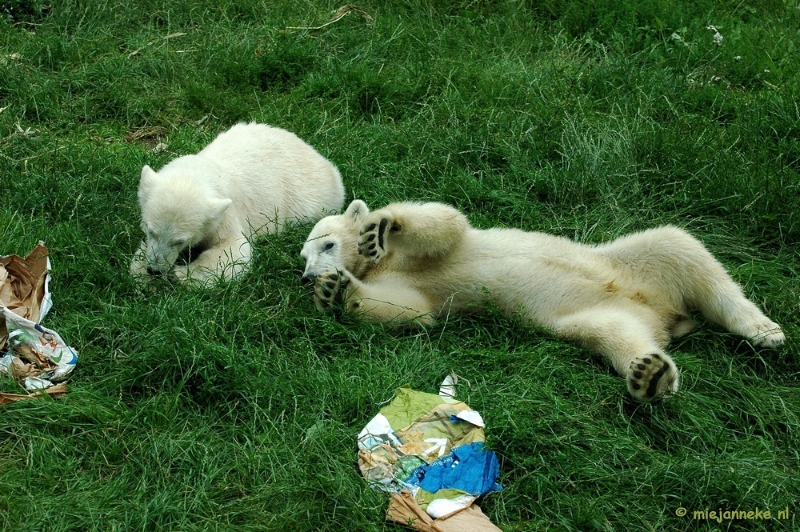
top-left (131, 122), bottom-right (344, 283)
top-left (301, 200), bottom-right (784, 400)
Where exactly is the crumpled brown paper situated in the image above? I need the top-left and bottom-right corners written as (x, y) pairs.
top-left (387, 489), bottom-right (502, 532)
top-left (0, 382), bottom-right (67, 406)
top-left (0, 242), bottom-right (50, 352)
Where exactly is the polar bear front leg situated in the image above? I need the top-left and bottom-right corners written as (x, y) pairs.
top-left (357, 211), bottom-right (396, 263)
top-left (314, 269), bottom-right (435, 326)
top-left (357, 202), bottom-right (470, 264)
top-left (175, 237), bottom-right (251, 283)
top-left (130, 241), bottom-right (149, 280)
top-left (313, 269), bottom-right (351, 312)
top-left (129, 241), bottom-right (163, 291)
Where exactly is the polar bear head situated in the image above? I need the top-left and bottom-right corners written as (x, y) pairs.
top-left (137, 165), bottom-right (232, 275)
top-left (301, 199), bottom-right (368, 284)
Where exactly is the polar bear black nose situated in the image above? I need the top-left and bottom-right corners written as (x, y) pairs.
top-left (146, 267), bottom-right (163, 276)
top-left (300, 274), bottom-right (314, 285)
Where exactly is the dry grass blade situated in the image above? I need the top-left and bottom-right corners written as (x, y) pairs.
top-left (286, 5), bottom-right (374, 31)
top-left (124, 126), bottom-right (167, 143)
top-left (128, 32), bottom-right (188, 58)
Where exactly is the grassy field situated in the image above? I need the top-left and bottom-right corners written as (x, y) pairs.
top-left (1, 0), bottom-right (798, 530)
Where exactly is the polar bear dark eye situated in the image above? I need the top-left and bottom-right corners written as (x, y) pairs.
top-left (323, 242), bottom-right (335, 251)
top-left (172, 238), bottom-right (188, 247)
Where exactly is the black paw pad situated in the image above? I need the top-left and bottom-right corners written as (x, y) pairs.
top-left (378, 218), bottom-right (388, 249)
top-left (645, 362), bottom-right (669, 399)
top-left (628, 353), bottom-right (676, 401)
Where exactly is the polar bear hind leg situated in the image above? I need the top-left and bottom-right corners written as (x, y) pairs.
top-left (689, 276), bottom-right (785, 348)
top-left (552, 307), bottom-right (679, 400)
top-left (598, 226), bottom-right (784, 348)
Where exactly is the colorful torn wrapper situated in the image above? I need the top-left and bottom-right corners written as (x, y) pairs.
top-left (358, 380), bottom-right (502, 530)
top-left (0, 244), bottom-right (77, 395)
top-left (1, 310), bottom-right (78, 387)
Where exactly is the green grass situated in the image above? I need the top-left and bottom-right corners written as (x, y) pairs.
top-left (1, 0), bottom-right (798, 530)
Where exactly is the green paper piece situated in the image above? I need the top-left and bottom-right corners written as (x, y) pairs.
top-left (380, 386), bottom-right (445, 430)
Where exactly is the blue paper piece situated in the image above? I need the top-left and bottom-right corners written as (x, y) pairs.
top-left (403, 442), bottom-right (502, 496)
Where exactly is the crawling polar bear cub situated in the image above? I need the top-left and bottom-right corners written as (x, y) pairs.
top-left (131, 122), bottom-right (344, 283)
top-left (301, 200), bottom-right (785, 400)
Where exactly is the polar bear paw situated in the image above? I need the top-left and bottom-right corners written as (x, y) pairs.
top-left (314, 269), bottom-right (350, 312)
top-left (358, 212), bottom-right (395, 263)
top-left (746, 319), bottom-right (785, 348)
top-left (626, 353), bottom-right (679, 401)
top-left (172, 264), bottom-right (190, 282)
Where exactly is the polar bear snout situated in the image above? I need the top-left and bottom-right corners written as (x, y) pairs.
top-left (141, 236), bottom-right (184, 274)
top-left (144, 251), bottom-right (176, 274)
top-left (300, 273), bottom-right (315, 285)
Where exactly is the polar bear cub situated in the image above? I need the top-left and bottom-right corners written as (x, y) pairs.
top-left (131, 122), bottom-right (345, 283)
top-left (301, 200), bottom-right (784, 400)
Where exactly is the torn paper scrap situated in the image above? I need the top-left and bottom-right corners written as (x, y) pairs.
top-left (0, 382), bottom-right (67, 407)
top-left (1, 307), bottom-right (77, 390)
top-left (438, 372), bottom-right (457, 399)
top-left (386, 489), bottom-right (502, 532)
top-left (358, 382), bottom-right (502, 530)
top-left (1, 244), bottom-right (77, 396)
top-left (0, 242), bottom-right (51, 337)
top-left (403, 442), bottom-right (502, 500)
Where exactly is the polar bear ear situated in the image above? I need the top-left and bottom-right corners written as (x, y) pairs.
top-left (208, 197), bottom-right (233, 219)
top-left (140, 165), bottom-right (158, 187)
top-left (344, 199), bottom-right (369, 223)
top-left (138, 165), bottom-right (159, 203)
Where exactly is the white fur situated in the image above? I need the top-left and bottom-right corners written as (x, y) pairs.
top-left (301, 200), bottom-right (785, 400)
top-left (131, 122), bottom-right (345, 283)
